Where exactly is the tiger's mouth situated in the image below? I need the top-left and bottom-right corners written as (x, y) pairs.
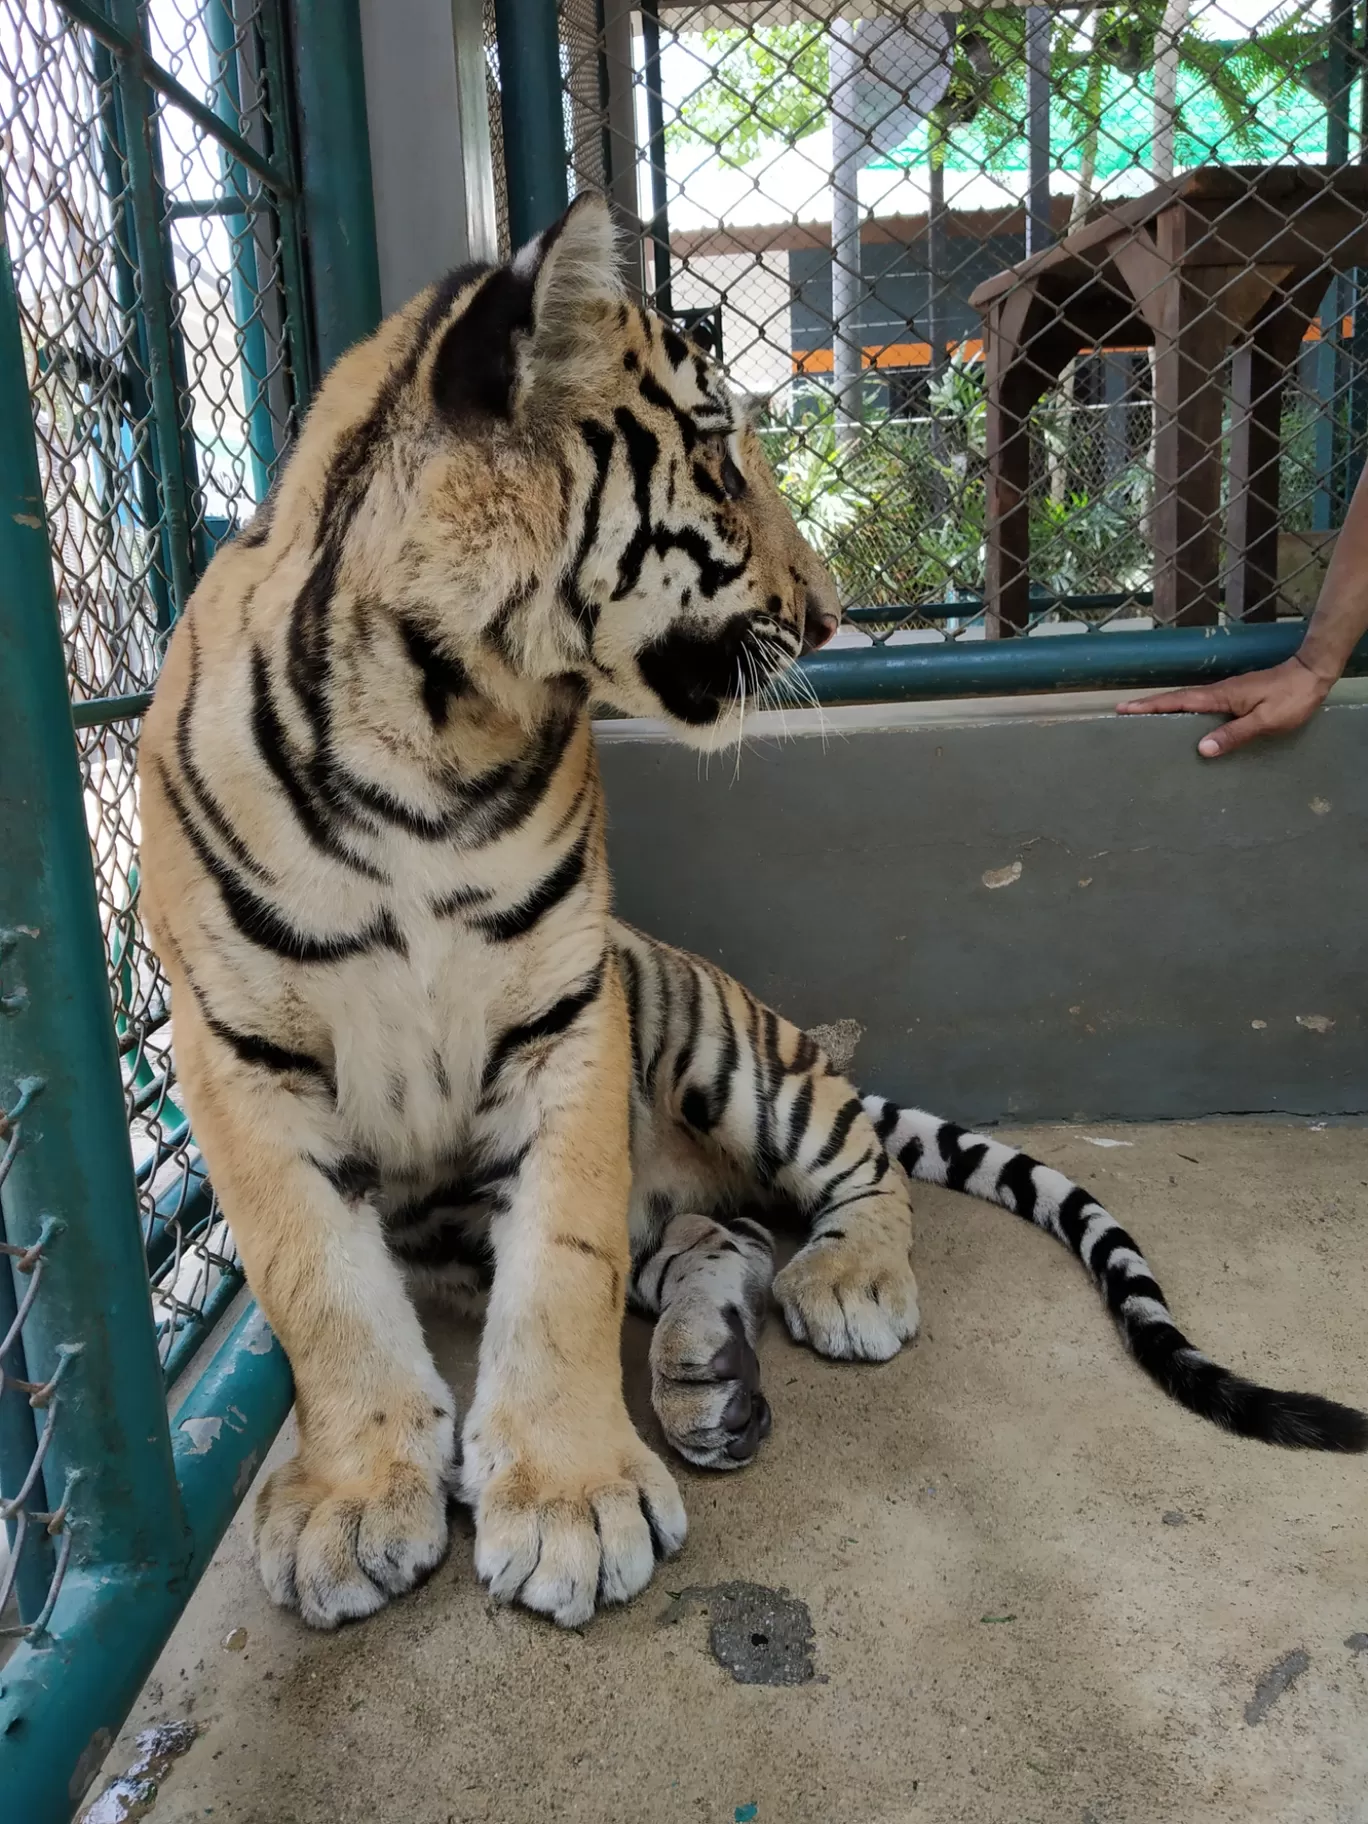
top-left (636, 612), bottom-right (803, 729)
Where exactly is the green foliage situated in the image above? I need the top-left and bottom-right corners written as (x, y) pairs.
top-left (667, 6), bottom-right (1331, 173)
top-left (761, 353), bottom-right (1153, 614)
top-left (666, 24), bottom-right (827, 168)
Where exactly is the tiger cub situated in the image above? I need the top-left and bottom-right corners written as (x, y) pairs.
top-left (139, 196), bottom-right (1365, 1634)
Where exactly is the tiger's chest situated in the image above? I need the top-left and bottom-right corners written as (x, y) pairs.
top-left (300, 887), bottom-right (605, 1174)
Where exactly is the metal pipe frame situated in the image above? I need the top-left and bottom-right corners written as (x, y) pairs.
top-left (0, 173), bottom-right (194, 1813)
top-left (797, 623), bottom-right (1368, 705)
top-left (0, 0), bottom-right (376, 1809)
top-left (53, 0), bottom-right (294, 194)
top-left (108, 0), bottom-right (211, 612)
top-left (492, 0), bottom-right (570, 244)
top-left (640, 0), bottom-right (673, 315)
top-left (290, 0), bottom-right (383, 374)
top-left (203, 0), bottom-right (278, 504)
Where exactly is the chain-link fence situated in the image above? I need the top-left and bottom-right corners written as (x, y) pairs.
top-left (552, 0), bottom-right (1368, 657)
top-left (0, 0), bottom-right (311, 1729)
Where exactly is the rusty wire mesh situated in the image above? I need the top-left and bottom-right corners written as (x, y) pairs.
top-left (557, 0), bottom-right (1368, 646)
top-left (1, 0), bottom-right (304, 1641)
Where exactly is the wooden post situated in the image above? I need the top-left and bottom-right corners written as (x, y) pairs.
top-left (1226, 295), bottom-right (1316, 621)
top-left (983, 292), bottom-right (1073, 637)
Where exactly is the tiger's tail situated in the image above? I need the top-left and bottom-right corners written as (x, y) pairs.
top-left (863, 1096), bottom-right (1368, 1453)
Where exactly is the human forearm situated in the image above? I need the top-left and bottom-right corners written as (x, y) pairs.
top-left (1116, 461), bottom-right (1368, 754)
top-left (1295, 473), bottom-right (1368, 680)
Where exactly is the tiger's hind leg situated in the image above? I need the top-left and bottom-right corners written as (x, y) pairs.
top-left (632, 1212), bottom-right (775, 1468)
top-left (762, 1057), bottom-right (921, 1362)
top-left (619, 927), bottom-right (919, 1364)
top-left (617, 923), bottom-right (917, 1367)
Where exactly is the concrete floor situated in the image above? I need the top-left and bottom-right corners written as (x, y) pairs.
top-left (92, 1122), bottom-right (1368, 1824)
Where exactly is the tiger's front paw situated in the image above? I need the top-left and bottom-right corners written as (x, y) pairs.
top-left (774, 1231), bottom-right (919, 1362)
top-left (462, 1414), bottom-right (687, 1628)
top-left (255, 1410), bottom-right (456, 1628)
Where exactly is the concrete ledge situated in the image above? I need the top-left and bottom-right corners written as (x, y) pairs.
top-left (598, 687), bottom-right (1367, 1122)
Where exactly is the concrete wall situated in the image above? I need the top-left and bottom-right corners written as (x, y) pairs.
top-left (597, 687), bottom-right (1368, 1124)
top-left (358, 0), bottom-right (496, 312)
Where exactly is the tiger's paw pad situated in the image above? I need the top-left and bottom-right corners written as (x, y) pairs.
top-left (255, 1451), bottom-right (452, 1629)
top-left (466, 1436), bottom-right (687, 1627)
top-left (774, 1237), bottom-right (919, 1362)
top-left (652, 1300), bottom-right (772, 1470)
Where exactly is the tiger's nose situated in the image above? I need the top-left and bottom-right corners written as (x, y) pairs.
top-left (801, 592), bottom-right (840, 654)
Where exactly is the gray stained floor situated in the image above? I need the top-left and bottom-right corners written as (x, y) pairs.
top-left (91, 1122), bottom-right (1368, 1824)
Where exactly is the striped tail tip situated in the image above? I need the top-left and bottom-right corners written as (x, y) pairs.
top-left (864, 1094), bottom-right (1368, 1454)
top-left (1136, 1332), bottom-right (1368, 1453)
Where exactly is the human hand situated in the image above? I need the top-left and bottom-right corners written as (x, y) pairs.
top-left (1115, 655), bottom-right (1334, 758)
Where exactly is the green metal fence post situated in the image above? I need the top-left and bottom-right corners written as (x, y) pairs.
top-left (203, 0), bottom-right (278, 504)
top-left (0, 163), bottom-right (189, 1600)
top-left (257, 0), bottom-right (318, 406)
top-left (107, 0), bottom-right (208, 615)
top-left (89, 34), bottom-right (177, 632)
top-left (0, 170), bottom-right (193, 1807)
top-left (492, 0), bottom-right (569, 244)
top-left (290, 0), bottom-right (382, 373)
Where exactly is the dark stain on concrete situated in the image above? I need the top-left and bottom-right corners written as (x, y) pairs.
top-left (1244, 1648), bottom-right (1311, 1725)
top-left (663, 1581), bottom-right (816, 1685)
top-left (1345, 1633), bottom-right (1368, 1655)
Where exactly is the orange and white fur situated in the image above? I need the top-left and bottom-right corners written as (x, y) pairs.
top-left (139, 196), bottom-right (1366, 1634)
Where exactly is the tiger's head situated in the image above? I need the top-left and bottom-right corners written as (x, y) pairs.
top-left (366, 193), bottom-right (840, 748)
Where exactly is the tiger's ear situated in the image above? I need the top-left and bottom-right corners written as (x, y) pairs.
top-left (516, 192), bottom-right (623, 343)
top-left (430, 195), bottom-right (622, 424)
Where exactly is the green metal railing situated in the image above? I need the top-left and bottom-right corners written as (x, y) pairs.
top-left (0, 3), bottom-right (379, 1817)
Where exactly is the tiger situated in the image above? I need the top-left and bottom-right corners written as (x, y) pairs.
top-left (138, 194), bottom-right (1366, 1635)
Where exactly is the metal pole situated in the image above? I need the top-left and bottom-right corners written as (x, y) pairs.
top-left (203, 0), bottom-right (276, 504)
top-left (1350, 0), bottom-right (1368, 509)
top-left (927, 118), bottom-right (946, 386)
top-left (492, 0), bottom-right (571, 245)
top-left (53, 0), bottom-right (293, 192)
top-left (453, 0), bottom-right (502, 264)
top-left (640, 0), bottom-right (672, 316)
top-left (1314, 0), bottom-right (1355, 530)
top-left (795, 623), bottom-right (1368, 705)
top-left (108, 0), bottom-right (207, 617)
top-left (290, 0), bottom-right (383, 372)
top-left (600, 0), bottom-right (643, 297)
top-left (1, 1306), bottom-right (292, 1822)
top-left (89, 34), bottom-right (174, 634)
top-left (830, 18), bottom-right (864, 438)
top-left (257, 0), bottom-right (318, 406)
top-left (0, 174), bottom-right (190, 1586)
top-left (1025, 6), bottom-right (1052, 256)
top-left (1151, 0), bottom-right (1188, 183)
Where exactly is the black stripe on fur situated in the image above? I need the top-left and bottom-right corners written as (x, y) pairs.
top-left (480, 956), bottom-right (607, 1093)
top-left (157, 761), bottom-right (405, 964)
top-left (249, 647), bottom-right (386, 879)
top-left (470, 827), bottom-right (589, 943)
